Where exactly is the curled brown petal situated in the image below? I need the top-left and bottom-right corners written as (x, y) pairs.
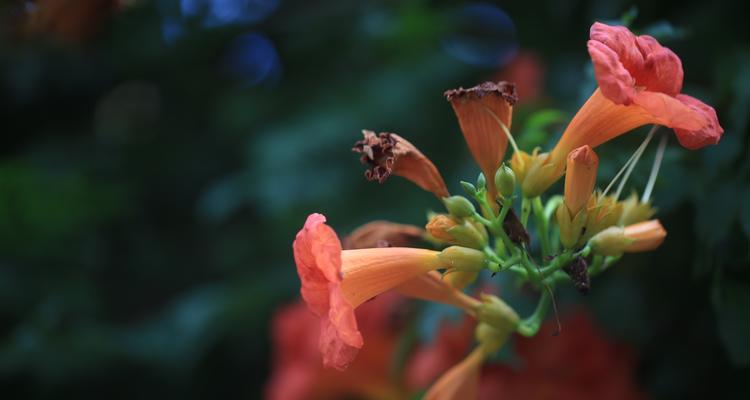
top-left (342, 221), bottom-right (424, 250)
top-left (353, 130), bottom-right (449, 198)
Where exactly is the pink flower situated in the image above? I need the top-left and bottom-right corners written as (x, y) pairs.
top-left (555, 21), bottom-right (723, 157)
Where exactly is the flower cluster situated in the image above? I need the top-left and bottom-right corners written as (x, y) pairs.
top-left (288, 22), bottom-right (722, 399)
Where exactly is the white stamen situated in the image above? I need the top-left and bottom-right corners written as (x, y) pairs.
top-left (641, 132), bottom-right (668, 203)
top-left (607, 125), bottom-right (659, 200)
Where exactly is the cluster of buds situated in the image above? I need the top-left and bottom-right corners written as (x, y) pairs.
top-left (292, 22), bottom-right (723, 399)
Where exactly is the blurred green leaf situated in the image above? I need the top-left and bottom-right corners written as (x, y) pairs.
top-left (713, 280), bottom-right (750, 366)
top-left (517, 109), bottom-right (566, 150)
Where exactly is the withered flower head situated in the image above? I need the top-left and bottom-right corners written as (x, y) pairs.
top-left (445, 81), bottom-right (518, 199)
top-left (353, 130), bottom-right (449, 198)
top-left (342, 220), bottom-right (424, 250)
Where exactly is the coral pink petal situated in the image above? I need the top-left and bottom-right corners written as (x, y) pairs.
top-left (319, 312), bottom-right (362, 371)
top-left (293, 213), bottom-right (344, 316)
top-left (328, 283), bottom-right (364, 348)
top-left (635, 36), bottom-right (683, 95)
top-left (588, 40), bottom-right (637, 104)
top-left (632, 91), bottom-right (707, 131)
top-left (589, 22), bottom-right (645, 76)
top-left (674, 94), bottom-right (724, 149)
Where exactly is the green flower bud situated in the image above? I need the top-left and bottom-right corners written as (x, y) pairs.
top-left (476, 293), bottom-right (519, 335)
top-left (438, 246), bottom-right (487, 272)
top-left (556, 203), bottom-right (588, 249)
top-left (460, 181), bottom-right (477, 196)
top-left (494, 164), bottom-right (516, 198)
top-left (443, 196), bottom-right (476, 218)
top-left (476, 172), bottom-right (487, 190)
top-left (475, 322), bottom-right (509, 354)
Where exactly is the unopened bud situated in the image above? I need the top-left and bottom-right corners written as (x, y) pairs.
top-left (438, 246), bottom-right (487, 272)
top-left (494, 164), bottom-right (516, 198)
top-left (443, 196), bottom-right (476, 218)
top-left (589, 226), bottom-right (631, 256)
top-left (476, 293), bottom-right (519, 334)
top-left (476, 172), bottom-right (487, 190)
top-left (426, 215), bottom-right (486, 249)
top-left (556, 203), bottom-right (587, 249)
top-left (475, 322), bottom-right (509, 354)
top-left (426, 214), bottom-right (460, 242)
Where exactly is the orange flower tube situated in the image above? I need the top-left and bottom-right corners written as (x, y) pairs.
top-left (293, 213), bottom-right (446, 370)
top-left (445, 82), bottom-right (517, 200)
top-left (394, 271), bottom-right (480, 315)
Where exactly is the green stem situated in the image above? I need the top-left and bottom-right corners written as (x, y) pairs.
top-left (519, 251), bottom-right (541, 284)
top-left (539, 249), bottom-right (574, 278)
top-left (521, 198), bottom-right (531, 227)
top-left (532, 196), bottom-right (551, 257)
top-left (517, 290), bottom-right (551, 337)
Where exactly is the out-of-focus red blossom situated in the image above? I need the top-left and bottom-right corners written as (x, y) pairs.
top-left (406, 318), bottom-right (476, 390)
top-left (478, 311), bottom-right (645, 400)
top-left (22, 0), bottom-right (127, 43)
top-left (496, 52), bottom-right (545, 101)
top-left (266, 292), bottom-right (409, 400)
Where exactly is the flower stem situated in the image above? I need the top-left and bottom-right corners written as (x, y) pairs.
top-left (521, 198), bottom-right (531, 227)
top-left (517, 289), bottom-right (551, 337)
top-left (532, 196), bottom-right (551, 257)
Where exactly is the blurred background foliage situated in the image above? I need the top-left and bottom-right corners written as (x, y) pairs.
top-left (0, 0), bottom-right (748, 398)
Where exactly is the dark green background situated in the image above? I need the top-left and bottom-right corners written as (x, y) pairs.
top-left (1, 0), bottom-right (748, 398)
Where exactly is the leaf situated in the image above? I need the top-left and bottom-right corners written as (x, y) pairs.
top-left (518, 109), bottom-right (567, 150)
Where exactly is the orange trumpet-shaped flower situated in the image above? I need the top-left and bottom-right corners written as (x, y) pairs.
top-left (424, 347), bottom-right (485, 400)
top-left (520, 22), bottom-right (724, 196)
top-left (590, 219), bottom-right (667, 256)
top-left (342, 220), bottom-right (424, 250)
top-left (394, 271), bottom-right (480, 314)
top-left (353, 130), bottom-right (449, 198)
top-left (564, 145), bottom-right (599, 216)
top-left (293, 213), bottom-right (445, 370)
top-left (445, 82), bottom-right (518, 199)
top-left (551, 22), bottom-right (723, 162)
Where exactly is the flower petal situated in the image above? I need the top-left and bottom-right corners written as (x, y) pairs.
top-left (394, 271), bottom-right (479, 312)
top-left (353, 131), bottom-right (449, 198)
top-left (673, 94), bottom-right (724, 149)
top-left (589, 22), bottom-right (645, 76)
top-left (342, 220), bottom-right (424, 250)
top-left (635, 35), bottom-right (683, 96)
top-left (588, 39), bottom-right (637, 104)
top-left (319, 305), bottom-right (362, 370)
top-left (294, 213), bottom-right (343, 316)
top-left (632, 91), bottom-right (707, 131)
